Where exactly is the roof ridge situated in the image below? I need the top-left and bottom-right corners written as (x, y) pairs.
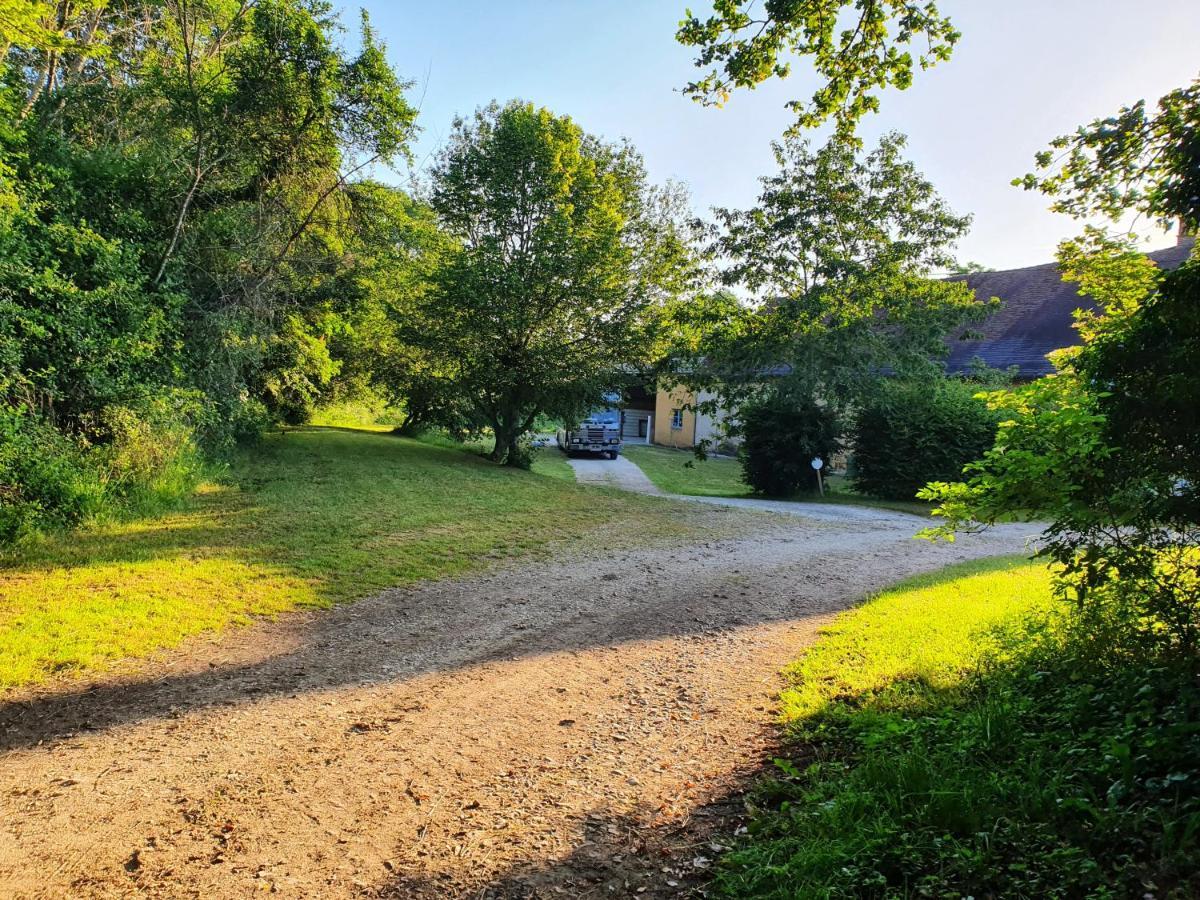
top-left (947, 235), bottom-right (1194, 281)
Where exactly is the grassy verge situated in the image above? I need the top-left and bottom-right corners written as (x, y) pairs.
top-left (0, 426), bottom-right (710, 689)
top-left (623, 445), bottom-right (929, 515)
top-left (623, 444), bottom-right (751, 497)
top-left (715, 557), bottom-right (1200, 898)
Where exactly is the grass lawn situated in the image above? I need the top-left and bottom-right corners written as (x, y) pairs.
top-left (623, 444), bottom-right (751, 497)
top-left (774, 555), bottom-right (1054, 726)
top-left (0, 427), bottom-right (706, 689)
top-left (714, 556), bottom-right (1200, 897)
top-left (623, 444), bottom-right (930, 515)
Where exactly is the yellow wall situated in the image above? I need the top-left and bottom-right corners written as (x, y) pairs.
top-left (653, 385), bottom-right (697, 447)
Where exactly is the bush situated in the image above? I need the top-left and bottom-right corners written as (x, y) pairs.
top-left (504, 431), bottom-right (538, 471)
top-left (738, 393), bottom-right (841, 497)
top-left (92, 392), bottom-right (206, 512)
top-left (0, 407), bottom-right (103, 544)
top-left (0, 393), bottom-right (206, 546)
top-left (851, 378), bottom-right (1000, 501)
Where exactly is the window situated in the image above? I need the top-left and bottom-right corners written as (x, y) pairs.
top-left (670, 409), bottom-right (684, 430)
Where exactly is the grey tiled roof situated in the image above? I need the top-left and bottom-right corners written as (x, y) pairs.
top-left (944, 237), bottom-right (1194, 378)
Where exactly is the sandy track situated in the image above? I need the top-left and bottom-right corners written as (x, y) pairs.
top-left (0, 511), bottom-right (1038, 898)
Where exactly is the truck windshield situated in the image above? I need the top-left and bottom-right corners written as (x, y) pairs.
top-left (587, 409), bottom-right (620, 425)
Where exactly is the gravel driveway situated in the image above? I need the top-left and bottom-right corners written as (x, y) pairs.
top-left (568, 451), bottom-right (925, 527)
top-left (0, 498), bottom-right (1039, 898)
top-left (566, 452), bottom-right (664, 495)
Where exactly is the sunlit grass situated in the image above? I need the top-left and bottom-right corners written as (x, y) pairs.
top-left (708, 557), bottom-right (1200, 898)
top-left (777, 555), bottom-right (1055, 726)
top-left (0, 427), bottom-right (712, 688)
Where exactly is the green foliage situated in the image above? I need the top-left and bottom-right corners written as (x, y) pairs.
top-left (715, 558), bottom-right (1200, 898)
top-left (851, 377), bottom-right (1001, 501)
top-left (0, 0), bottom-right (417, 543)
top-left (0, 406), bottom-right (102, 543)
top-left (737, 391), bottom-right (840, 497)
top-left (0, 393), bottom-right (204, 545)
top-left (1016, 76), bottom-right (1200, 231)
top-left (677, 0), bottom-right (959, 138)
top-left (922, 237), bottom-right (1199, 656)
top-left (90, 392), bottom-right (208, 511)
top-left (0, 198), bottom-right (177, 426)
top-left (1082, 258), bottom-right (1200, 521)
top-left (924, 80), bottom-right (1200, 655)
top-left (421, 100), bottom-right (697, 465)
top-left (324, 183), bottom-right (465, 437)
top-left (677, 132), bottom-right (983, 421)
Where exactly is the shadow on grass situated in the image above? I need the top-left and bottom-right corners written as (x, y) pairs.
top-left (0, 490), bottom-right (971, 754)
top-left (0, 427), bottom-right (724, 689)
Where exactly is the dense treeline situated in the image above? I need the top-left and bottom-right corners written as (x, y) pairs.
top-left (0, 1), bottom-right (694, 541)
top-left (0, 0), bottom-right (422, 540)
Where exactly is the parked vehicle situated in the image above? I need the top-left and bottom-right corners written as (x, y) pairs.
top-left (557, 405), bottom-right (623, 459)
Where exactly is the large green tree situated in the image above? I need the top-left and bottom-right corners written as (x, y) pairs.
top-left (0, 0), bottom-right (418, 539)
top-left (0, 0), bottom-right (416, 435)
top-left (320, 181), bottom-right (465, 436)
top-left (678, 131), bottom-right (981, 420)
top-left (423, 101), bottom-right (697, 466)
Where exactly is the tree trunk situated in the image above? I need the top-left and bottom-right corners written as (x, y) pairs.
top-left (489, 417), bottom-right (520, 465)
top-left (501, 433), bottom-right (523, 467)
top-left (489, 423), bottom-right (508, 461)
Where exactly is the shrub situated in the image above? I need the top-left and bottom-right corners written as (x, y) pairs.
top-left (504, 431), bottom-right (538, 471)
top-left (851, 378), bottom-right (1000, 501)
top-left (738, 393), bottom-right (840, 497)
top-left (92, 392), bottom-right (206, 512)
top-left (0, 393), bottom-right (207, 546)
top-left (0, 407), bottom-right (102, 544)
top-left (713, 559), bottom-right (1200, 899)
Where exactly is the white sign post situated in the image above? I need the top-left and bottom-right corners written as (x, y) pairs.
top-left (811, 456), bottom-right (824, 496)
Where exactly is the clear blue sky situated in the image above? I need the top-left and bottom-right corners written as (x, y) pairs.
top-left (338, 0), bottom-right (1200, 270)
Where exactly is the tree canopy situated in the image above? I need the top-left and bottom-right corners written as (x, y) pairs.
top-left (1016, 75), bottom-right (1200, 233)
top-left (674, 131), bottom-right (981, 418)
top-left (922, 79), bottom-right (1200, 654)
top-left (677, 0), bottom-right (958, 137)
top-left (417, 101), bottom-right (698, 465)
top-left (0, 0), bottom-right (422, 539)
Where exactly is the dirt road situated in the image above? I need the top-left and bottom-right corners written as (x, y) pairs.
top-left (0, 508), bottom-right (1038, 898)
top-left (566, 453), bottom-right (664, 495)
top-left (566, 452), bottom-right (928, 527)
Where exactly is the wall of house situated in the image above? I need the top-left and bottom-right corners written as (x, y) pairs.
top-left (653, 385), bottom-right (696, 448)
top-left (694, 390), bottom-right (740, 450)
top-left (621, 409), bottom-right (652, 442)
top-left (653, 385), bottom-right (742, 449)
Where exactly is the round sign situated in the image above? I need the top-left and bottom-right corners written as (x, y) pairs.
top-left (810, 457), bottom-right (824, 470)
